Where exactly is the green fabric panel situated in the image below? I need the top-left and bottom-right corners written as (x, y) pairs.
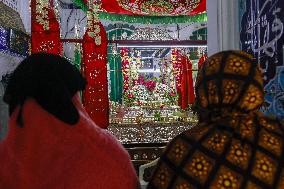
top-left (108, 50), bottom-right (123, 103)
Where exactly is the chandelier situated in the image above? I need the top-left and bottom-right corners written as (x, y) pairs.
top-left (117, 0), bottom-right (202, 16)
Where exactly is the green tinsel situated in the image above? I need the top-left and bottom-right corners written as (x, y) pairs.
top-left (72, 0), bottom-right (207, 24)
top-left (99, 12), bottom-right (207, 24)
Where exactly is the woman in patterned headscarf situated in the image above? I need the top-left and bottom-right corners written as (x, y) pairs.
top-left (147, 50), bottom-right (284, 189)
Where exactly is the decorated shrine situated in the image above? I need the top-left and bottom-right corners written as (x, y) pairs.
top-left (60, 1), bottom-right (207, 175)
top-left (0, 0), bottom-right (208, 177)
top-left (2, 1), bottom-right (284, 188)
top-left (53, 0), bottom-right (208, 144)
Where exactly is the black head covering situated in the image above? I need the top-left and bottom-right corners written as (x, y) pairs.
top-left (3, 53), bottom-right (86, 126)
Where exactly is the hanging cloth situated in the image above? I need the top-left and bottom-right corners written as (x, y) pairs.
top-left (180, 55), bottom-right (195, 109)
top-left (82, 3), bottom-right (109, 129)
top-left (31, 0), bottom-right (61, 54)
top-left (198, 53), bottom-right (207, 70)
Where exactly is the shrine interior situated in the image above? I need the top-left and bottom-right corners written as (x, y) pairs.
top-left (0, 0), bottom-right (284, 188)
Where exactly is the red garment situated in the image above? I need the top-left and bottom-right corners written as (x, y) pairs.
top-left (198, 54), bottom-right (207, 70)
top-left (0, 95), bottom-right (139, 189)
top-left (180, 55), bottom-right (195, 109)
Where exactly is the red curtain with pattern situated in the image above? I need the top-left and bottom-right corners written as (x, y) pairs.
top-left (82, 22), bottom-right (109, 129)
top-left (82, 0), bottom-right (206, 16)
top-left (31, 0), bottom-right (61, 54)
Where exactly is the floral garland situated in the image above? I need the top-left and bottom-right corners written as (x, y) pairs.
top-left (86, 0), bottom-right (102, 45)
top-left (121, 48), bottom-right (142, 91)
top-left (35, 0), bottom-right (49, 30)
top-left (131, 50), bottom-right (142, 86)
top-left (121, 48), bottom-right (130, 92)
top-left (171, 48), bottom-right (182, 90)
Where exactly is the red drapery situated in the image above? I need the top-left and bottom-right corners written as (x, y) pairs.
top-left (31, 0), bottom-right (61, 54)
top-left (198, 54), bottom-right (207, 70)
top-left (83, 0), bottom-right (206, 16)
top-left (82, 22), bottom-right (109, 129)
top-left (180, 55), bottom-right (195, 109)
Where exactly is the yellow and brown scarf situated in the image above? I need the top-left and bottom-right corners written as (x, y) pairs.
top-left (147, 51), bottom-right (284, 189)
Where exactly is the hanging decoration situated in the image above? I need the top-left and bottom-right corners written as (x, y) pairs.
top-left (117, 0), bottom-right (204, 16)
top-left (82, 0), bottom-right (109, 129)
top-left (31, 0), bottom-right (61, 54)
top-left (100, 12), bottom-right (207, 24)
top-left (198, 53), bottom-right (207, 70)
top-left (72, 0), bottom-right (207, 24)
top-left (171, 48), bottom-right (182, 91)
top-left (72, 0), bottom-right (205, 16)
top-left (171, 48), bottom-right (184, 106)
top-left (121, 48), bottom-right (130, 92)
top-left (180, 55), bottom-right (195, 109)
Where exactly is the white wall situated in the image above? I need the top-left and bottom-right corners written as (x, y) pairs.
top-left (17, 0), bottom-right (31, 33)
top-left (207, 0), bottom-right (240, 56)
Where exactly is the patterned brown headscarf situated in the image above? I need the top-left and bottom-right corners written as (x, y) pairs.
top-left (147, 51), bottom-right (284, 189)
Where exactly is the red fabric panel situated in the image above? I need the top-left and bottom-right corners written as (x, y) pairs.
top-left (180, 55), bottom-right (195, 109)
top-left (84, 0), bottom-right (206, 15)
top-left (31, 0), bottom-right (61, 54)
top-left (82, 22), bottom-right (109, 129)
top-left (198, 54), bottom-right (207, 70)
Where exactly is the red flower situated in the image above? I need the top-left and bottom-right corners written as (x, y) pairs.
top-left (128, 93), bottom-right (134, 98)
top-left (145, 80), bottom-right (156, 92)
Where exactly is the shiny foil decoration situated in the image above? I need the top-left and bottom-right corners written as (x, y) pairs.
top-left (82, 1), bottom-right (109, 129)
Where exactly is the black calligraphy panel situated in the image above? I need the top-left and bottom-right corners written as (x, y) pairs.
top-left (240, 0), bottom-right (284, 118)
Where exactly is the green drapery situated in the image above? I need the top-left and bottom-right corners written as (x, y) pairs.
top-left (107, 28), bottom-right (133, 103)
top-left (108, 48), bottom-right (123, 103)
